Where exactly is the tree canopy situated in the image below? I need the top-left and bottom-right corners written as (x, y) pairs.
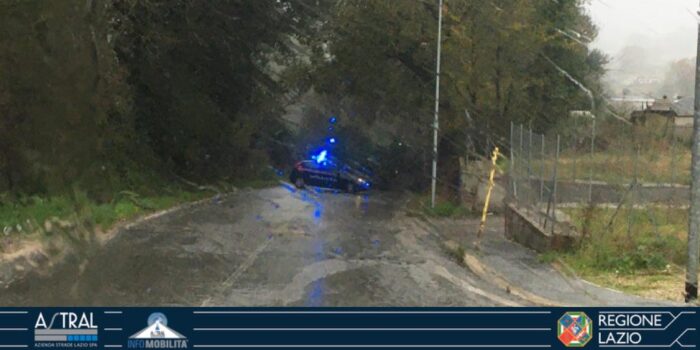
top-left (300, 0), bottom-right (606, 189)
top-left (0, 0), bottom-right (607, 198)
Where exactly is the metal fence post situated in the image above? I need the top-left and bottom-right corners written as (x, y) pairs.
top-left (518, 124), bottom-right (524, 200)
top-left (669, 120), bottom-right (677, 222)
top-left (540, 133), bottom-right (545, 204)
top-left (589, 116), bottom-right (596, 203)
top-left (671, 120), bottom-right (677, 185)
top-left (628, 146), bottom-right (639, 239)
top-left (527, 128), bottom-right (533, 208)
top-left (573, 116), bottom-right (578, 182)
top-left (510, 122), bottom-right (516, 199)
top-left (551, 135), bottom-right (561, 234)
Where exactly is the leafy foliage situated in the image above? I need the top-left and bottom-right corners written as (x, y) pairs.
top-left (0, 0), bottom-right (607, 200)
top-left (0, 0), bottom-right (313, 199)
top-left (299, 0), bottom-right (607, 191)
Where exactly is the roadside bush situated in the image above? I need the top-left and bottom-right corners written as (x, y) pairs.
top-left (0, 186), bottom-right (215, 238)
top-left (565, 207), bottom-right (687, 274)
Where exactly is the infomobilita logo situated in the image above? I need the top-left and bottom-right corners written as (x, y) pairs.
top-left (128, 313), bottom-right (188, 349)
top-left (558, 311), bottom-right (593, 347)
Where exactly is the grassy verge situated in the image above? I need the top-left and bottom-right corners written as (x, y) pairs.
top-left (406, 194), bottom-right (477, 219)
top-left (570, 267), bottom-right (685, 301)
top-left (0, 174), bottom-right (282, 251)
top-left (531, 119), bottom-right (692, 185)
top-left (0, 189), bottom-right (210, 239)
top-left (547, 206), bottom-right (688, 301)
top-left (549, 150), bottom-right (691, 185)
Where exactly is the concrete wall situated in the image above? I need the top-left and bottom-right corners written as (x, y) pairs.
top-left (504, 203), bottom-right (577, 253)
top-left (462, 161), bottom-right (506, 213)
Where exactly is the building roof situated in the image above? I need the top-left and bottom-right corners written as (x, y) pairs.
top-left (648, 96), bottom-right (673, 112)
top-left (671, 96), bottom-right (693, 116)
top-left (634, 96), bottom-right (694, 117)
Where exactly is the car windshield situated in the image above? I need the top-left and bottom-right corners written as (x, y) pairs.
top-left (1, 0), bottom-right (697, 309)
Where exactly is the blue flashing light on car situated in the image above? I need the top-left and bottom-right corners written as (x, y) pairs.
top-left (314, 150), bottom-right (328, 164)
top-left (329, 137), bottom-right (336, 144)
top-left (329, 116), bottom-right (337, 124)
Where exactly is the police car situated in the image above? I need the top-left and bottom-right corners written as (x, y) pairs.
top-left (290, 160), bottom-right (371, 193)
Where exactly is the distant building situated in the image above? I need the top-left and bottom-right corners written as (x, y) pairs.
top-left (630, 95), bottom-right (693, 127)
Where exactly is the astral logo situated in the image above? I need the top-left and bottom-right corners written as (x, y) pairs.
top-left (558, 312), bottom-right (593, 347)
top-left (128, 313), bottom-right (188, 349)
top-left (34, 312), bottom-right (98, 347)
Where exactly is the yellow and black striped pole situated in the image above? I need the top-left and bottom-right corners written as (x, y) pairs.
top-left (477, 147), bottom-right (500, 239)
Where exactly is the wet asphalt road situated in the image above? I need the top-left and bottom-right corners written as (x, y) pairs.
top-left (1, 184), bottom-right (530, 306)
top-left (0, 184), bottom-right (670, 306)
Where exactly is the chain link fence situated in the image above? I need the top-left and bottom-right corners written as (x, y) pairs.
top-left (509, 123), bottom-right (564, 234)
top-left (509, 115), bottom-right (690, 270)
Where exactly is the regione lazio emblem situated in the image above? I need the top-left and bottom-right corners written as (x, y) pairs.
top-left (558, 311), bottom-right (593, 347)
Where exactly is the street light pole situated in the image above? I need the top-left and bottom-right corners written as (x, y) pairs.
top-left (430, 0), bottom-right (443, 209)
top-left (589, 111), bottom-right (596, 204)
top-left (685, 1), bottom-right (700, 302)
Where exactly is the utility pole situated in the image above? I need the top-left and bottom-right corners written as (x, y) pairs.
top-left (686, 2), bottom-right (700, 303)
top-left (430, 0), bottom-right (443, 209)
top-left (589, 113), bottom-right (595, 203)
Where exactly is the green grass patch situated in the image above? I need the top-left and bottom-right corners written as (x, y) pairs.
top-left (537, 251), bottom-right (558, 264)
top-left (0, 196), bottom-right (75, 233)
top-left (558, 206), bottom-right (686, 275)
top-left (0, 164), bottom-right (282, 239)
top-left (530, 119), bottom-right (692, 185)
top-left (547, 150), bottom-right (691, 185)
top-left (0, 188), bottom-right (212, 236)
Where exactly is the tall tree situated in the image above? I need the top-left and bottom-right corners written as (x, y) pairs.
top-left (302, 0), bottom-right (607, 190)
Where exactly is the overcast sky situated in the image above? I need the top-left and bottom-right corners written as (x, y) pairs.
top-left (586, 0), bottom-right (698, 61)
